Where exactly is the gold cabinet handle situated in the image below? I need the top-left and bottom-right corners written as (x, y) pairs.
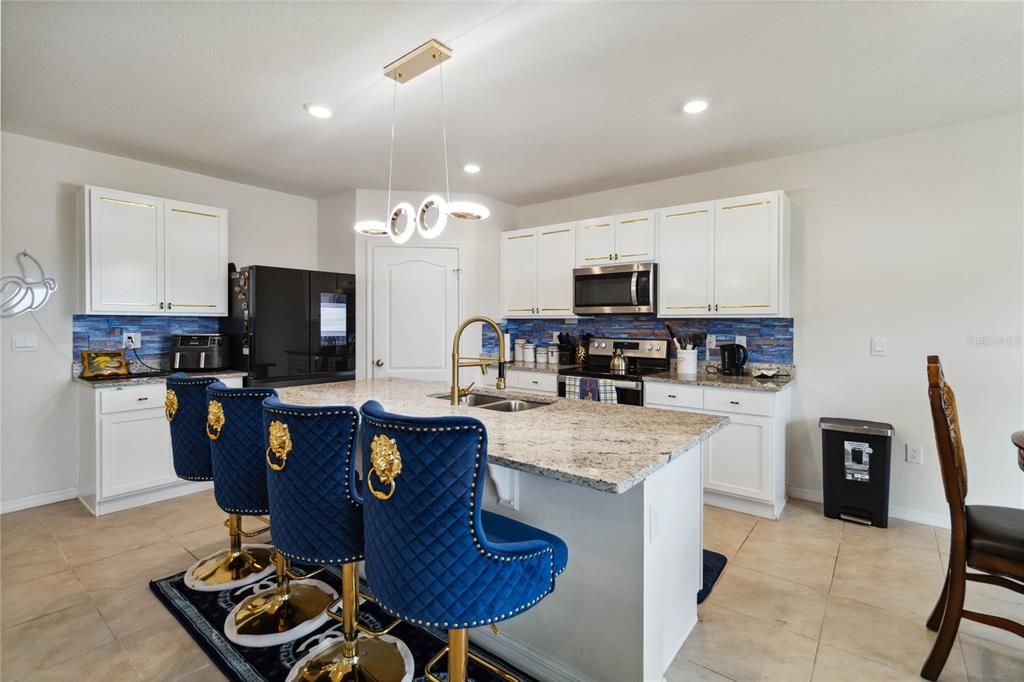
top-left (718, 304), bottom-right (771, 308)
top-left (541, 228), bottom-right (571, 235)
top-left (172, 303), bottom-right (218, 308)
top-left (171, 208), bottom-right (219, 218)
top-left (721, 201), bottom-right (771, 210)
top-left (583, 256), bottom-right (608, 261)
top-left (507, 308), bottom-right (533, 312)
top-left (619, 217), bottom-right (649, 224)
top-left (101, 197), bottom-right (156, 209)
top-left (618, 252), bottom-right (647, 258)
top-left (506, 234), bottom-right (533, 240)
top-left (665, 209), bottom-right (708, 218)
top-left (584, 223), bottom-right (610, 229)
top-left (540, 308), bottom-right (570, 311)
top-left (665, 305), bottom-right (708, 310)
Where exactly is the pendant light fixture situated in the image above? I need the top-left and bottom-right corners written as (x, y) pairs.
top-left (353, 39), bottom-right (489, 241)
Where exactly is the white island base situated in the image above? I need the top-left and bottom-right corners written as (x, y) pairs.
top-left (473, 451), bottom-right (703, 682)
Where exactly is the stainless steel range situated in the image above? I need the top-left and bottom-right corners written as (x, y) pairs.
top-left (557, 337), bottom-right (670, 405)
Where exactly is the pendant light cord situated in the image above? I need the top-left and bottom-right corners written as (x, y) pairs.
top-left (385, 77), bottom-right (398, 220)
top-left (439, 63), bottom-right (451, 204)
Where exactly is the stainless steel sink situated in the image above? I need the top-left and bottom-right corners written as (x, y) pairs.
top-left (478, 399), bottom-right (548, 413)
top-left (436, 394), bottom-right (506, 407)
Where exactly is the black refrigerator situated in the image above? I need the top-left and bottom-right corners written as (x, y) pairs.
top-left (225, 265), bottom-right (356, 387)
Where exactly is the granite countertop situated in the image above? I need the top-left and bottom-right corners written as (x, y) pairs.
top-left (73, 369), bottom-right (248, 389)
top-left (645, 369), bottom-right (795, 392)
top-left (278, 378), bottom-right (727, 494)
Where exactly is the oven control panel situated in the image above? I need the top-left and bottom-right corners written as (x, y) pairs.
top-left (588, 337), bottom-right (669, 359)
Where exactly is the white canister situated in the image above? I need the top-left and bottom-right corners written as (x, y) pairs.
top-left (513, 339), bottom-right (526, 363)
top-left (536, 347), bottom-right (549, 364)
top-left (547, 345), bottom-right (559, 364)
top-left (677, 349), bottom-right (698, 376)
top-left (523, 343), bottom-right (536, 364)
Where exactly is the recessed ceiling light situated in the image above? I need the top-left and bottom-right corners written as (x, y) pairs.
top-left (463, 163), bottom-right (481, 174)
top-left (304, 102), bottom-right (333, 119)
top-left (682, 99), bottom-right (709, 114)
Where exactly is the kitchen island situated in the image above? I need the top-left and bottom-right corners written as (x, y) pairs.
top-left (279, 378), bottom-right (728, 682)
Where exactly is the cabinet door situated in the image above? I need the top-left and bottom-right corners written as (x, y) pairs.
top-left (88, 188), bottom-right (164, 313)
top-left (100, 409), bottom-right (176, 498)
top-left (658, 203), bottom-right (714, 316)
top-left (613, 211), bottom-right (656, 263)
top-left (713, 192), bottom-right (779, 315)
top-left (703, 413), bottom-right (772, 501)
top-left (576, 217), bottom-right (615, 266)
top-left (501, 229), bottom-right (538, 317)
top-left (536, 224), bottom-right (576, 317)
top-left (164, 201), bottom-right (228, 315)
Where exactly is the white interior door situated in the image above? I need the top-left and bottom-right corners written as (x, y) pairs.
top-left (372, 246), bottom-right (460, 381)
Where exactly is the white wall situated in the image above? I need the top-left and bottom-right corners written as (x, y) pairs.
top-left (0, 132), bottom-right (318, 509)
top-left (347, 189), bottom-right (517, 383)
top-left (520, 112), bottom-right (1024, 525)
top-left (316, 189), bottom-right (356, 273)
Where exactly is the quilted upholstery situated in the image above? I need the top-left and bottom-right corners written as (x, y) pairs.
top-left (262, 397), bottom-right (364, 565)
top-left (206, 382), bottom-right (276, 515)
top-left (166, 373), bottom-right (218, 481)
top-left (358, 400), bottom-right (567, 629)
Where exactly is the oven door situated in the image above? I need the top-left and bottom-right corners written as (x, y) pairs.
top-left (573, 262), bottom-right (655, 314)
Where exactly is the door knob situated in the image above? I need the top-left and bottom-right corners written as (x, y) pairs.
top-left (375, 359), bottom-right (384, 367)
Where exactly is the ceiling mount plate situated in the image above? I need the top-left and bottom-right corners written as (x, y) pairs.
top-left (384, 39), bottom-right (452, 83)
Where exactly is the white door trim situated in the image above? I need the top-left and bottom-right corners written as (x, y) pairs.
top-left (364, 242), bottom-right (465, 380)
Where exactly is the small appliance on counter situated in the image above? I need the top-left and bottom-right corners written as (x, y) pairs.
top-left (557, 337), bottom-right (669, 405)
top-left (171, 334), bottom-right (228, 370)
top-left (719, 342), bottom-right (748, 376)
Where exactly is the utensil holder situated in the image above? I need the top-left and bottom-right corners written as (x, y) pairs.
top-left (677, 349), bottom-right (698, 376)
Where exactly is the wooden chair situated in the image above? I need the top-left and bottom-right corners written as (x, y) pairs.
top-left (921, 356), bottom-right (1024, 680)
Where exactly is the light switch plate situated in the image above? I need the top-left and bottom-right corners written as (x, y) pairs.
top-left (734, 335), bottom-right (747, 347)
top-left (906, 443), bottom-right (924, 464)
top-left (11, 333), bottom-right (38, 352)
top-left (706, 334), bottom-right (717, 350)
top-left (871, 336), bottom-right (888, 356)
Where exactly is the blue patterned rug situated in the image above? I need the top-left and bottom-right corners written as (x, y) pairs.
top-left (151, 551), bottom-right (727, 681)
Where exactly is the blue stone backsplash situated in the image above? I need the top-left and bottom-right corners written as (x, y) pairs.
top-left (482, 316), bottom-right (793, 364)
top-left (72, 315), bottom-right (220, 364)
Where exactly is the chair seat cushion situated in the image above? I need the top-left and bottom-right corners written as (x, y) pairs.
top-left (482, 511), bottom-right (568, 575)
top-left (967, 505), bottom-right (1024, 563)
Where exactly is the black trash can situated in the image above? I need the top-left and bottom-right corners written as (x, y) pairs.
top-left (819, 418), bottom-right (895, 527)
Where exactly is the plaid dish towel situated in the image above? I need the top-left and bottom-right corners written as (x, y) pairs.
top-left (565, 376), bottom-right (617, 402)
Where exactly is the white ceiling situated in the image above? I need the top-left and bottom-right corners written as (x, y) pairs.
top-left (3, 2), bottom-right (1021, 205)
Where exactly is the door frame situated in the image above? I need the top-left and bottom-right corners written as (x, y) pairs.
top-left (363, 242), bottom-right (465, 380)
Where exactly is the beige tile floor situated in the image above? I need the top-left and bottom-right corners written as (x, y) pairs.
top-left (1, 492), bottom-right (1021, 681)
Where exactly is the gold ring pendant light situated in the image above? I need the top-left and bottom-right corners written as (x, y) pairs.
top-left (353, 39), bottom-right (490, 242)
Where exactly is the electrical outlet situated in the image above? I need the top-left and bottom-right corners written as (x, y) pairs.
top-left (122, 332), bottom-right (142, 350)
top-left (551, 331), bottom-right (560, 343)
top-left (735, 335), bottom-right (747, 347)
top-left (706, 334), bottom-right (717, 350)
top-left (906, 443), bottom-right (924, 464)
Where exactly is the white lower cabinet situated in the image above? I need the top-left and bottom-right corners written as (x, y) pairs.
top-left (506, 370), bottom-right (558, 395)
top-left (644, 384), bottom-right (790, 519)
top-left (78, 375), bottom-right (243, 515)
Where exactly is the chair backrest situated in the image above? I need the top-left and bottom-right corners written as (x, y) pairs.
top-left (206, 382), bottom-right (277, 515)
top-left (927, 356), bottom-right (968, 520)
top-left (358, 400), bottom-right (492, 625)
top-left (166, 374), bottom-right (219, 481)
top-left (262, 397), bottom-right (363, 565)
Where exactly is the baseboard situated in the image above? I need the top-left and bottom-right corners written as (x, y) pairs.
top-left (787, 486), bottom-right (950, 529)
top-left (1, 487), bottom-right (78, 514)
top-left (469, 628), bottom-right (596, 682)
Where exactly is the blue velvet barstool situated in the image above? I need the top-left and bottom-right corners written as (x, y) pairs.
top-left (182, 381), bottom-right (277, 592)
top-left (232, 397), bottom-right (413, 679)
top-left (359, 400), bottom-right (568, 682)
top-left (166, 374), bottom-right (272, 591)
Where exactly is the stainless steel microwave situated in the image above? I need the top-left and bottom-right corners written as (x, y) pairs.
top-left (573, 262), bottom-right (656, 315)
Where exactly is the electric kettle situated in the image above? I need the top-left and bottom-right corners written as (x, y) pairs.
top-left (610, 348), bottom-right (628, 374)
top-left (719, 343), bottom-right (748, 376)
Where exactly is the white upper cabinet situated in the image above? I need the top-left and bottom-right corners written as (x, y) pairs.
top-left (81, 186), bottom-right (228, 316)
top-left (612, 211), bottom-right (656, 263)
top-left (713, 192), bottom-right (782, 316)
top-left (575, 217), bottom-right (615, 265)
top-left (164, 201), bottom-right (229, 314)
top-left (501, 224), bottom-right (576, 318)
top-left (658, 191), bottom-right (789, 317)
top-left (657, 203), bottom-right (714, 315)
top-left (87, 188), bottom-right (165, 313)
top-left (501, 229), bottom-right (538, 316)
top-left (535, 224), bottom-right (576, 316)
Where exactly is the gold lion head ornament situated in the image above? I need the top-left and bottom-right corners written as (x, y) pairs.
top-left (368, 434), bottom-right (402, 500)
top-left (265, 420), bottom-right (292, 471)
top-left (164, 389), bottom-right (178, 422)
top-left (206, 400), bottom-right (225, 440)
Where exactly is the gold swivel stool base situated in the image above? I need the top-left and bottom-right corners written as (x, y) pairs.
top-left (286, 564), bottom-right (413, 682)
top-left (225, 552), bottom-right (338, 647)
top-left (184, 515), bottom-right (275, 592)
